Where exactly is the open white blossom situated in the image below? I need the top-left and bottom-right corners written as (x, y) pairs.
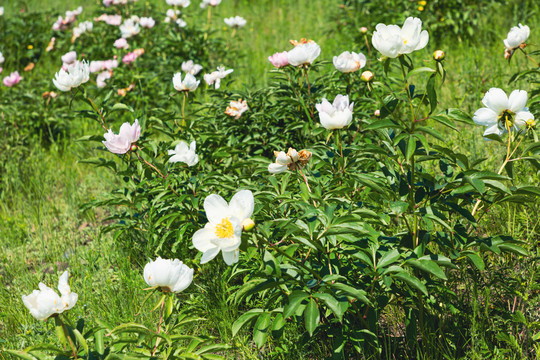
top-left (372, 17), bottom-right (429, 58)
top-left (200, 0), bottom-right (221, 8)
top-left (333, 51), bottom-right (366, 73)
top-left (316, 94), bottom-right (354, 130)
top-left (224, 16), bottom-right (247, 28)
top-left (120, 18), bottom-right (140, 38)
top-left (22, 271), bottom-right (78, 321)
top-left (182, 60), bottom-right (203, 75)
top-left (173, 72), bottom-right (199, 92)
top-left (225, 99), bottom-right (248, 119)
top-left (287, 41), bottom-right (321, 66)
top-left (103, 119), bottom-right (141, 154)
top-left (143, 257), bottom-right (193, 293)
top-left (53, 60), bottom-right (90, 91)
top-left (504, 24), bottom-right (530, 50)
top-left (167, 0), bottom-right (191, 6)
top-left (139, 17), bottom-right (155, 28)
top-left (204, 66), bottom-right (233, 89)
top-left (193, 190), bottom-right (254, 265)
top-left (473, 88), bottom-right (533, 138)
top-left (168, 140), bottom-right (199, 166)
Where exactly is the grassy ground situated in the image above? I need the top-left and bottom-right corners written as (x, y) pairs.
top-left (0, 0), bottom-right (539, 358)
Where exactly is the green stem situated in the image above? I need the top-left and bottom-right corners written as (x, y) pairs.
top-left (58, 316), bottom-right (78, 359)
top-left (152, 298), bottom-right (165, 356)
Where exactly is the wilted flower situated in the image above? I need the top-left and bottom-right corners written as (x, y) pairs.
top-left (268, 51), bottom-right (289, 68)
top-left (473, 88), bottom-right (532, 138)
top-left (168, 140), bottom-right (199, 166)
top-left (43, 91), bottom-right (58, 99)
top-left (268, 148), bottom-right (312, 174)
top-left (3, 71), bottom-right (22, 87)
top-left (118, 83), bottom-right (135, 96)
top-left (224, 16), bottom-right (247, 28)
top-left (46, 37), bottom-right (56, 52)
top-left (182, 60), bottom-right (203, 75)
top-left (316, 95), bottom-right (354, 130)
top-left (333, 51), bottom-right (366, 73)
top-left (114, 38), bottom-right (129, 49)
top-left (287, 40), bottom-right (321, 66)
top-left (192, 190), bottom-right (254, 265)
top-left (204, 66), bottom-right (233, 89)
top-left (372, 17), bottom-right (429, 58)
top-left (53, 60), bottom-right (89, 91)
top-left (103, 119), bottom-right (141, 154)
top-left (143, 257), bottom-right (193, 293)
top-left (167, 0), bottom-right (191, 7)
top-left (120, 18), bottom-right (140, 38)
top-left (24, 62), bottom-right (35, 72)
top-left (22, 271), bottom-right (78, 321)
top-left (504, 24), bottom-right (529, 51)
top-left (225, 99), bottom-right (248, 119)
top-left (200, 0), bottom-right (221, 8)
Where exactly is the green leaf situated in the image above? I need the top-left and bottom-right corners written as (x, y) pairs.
top-left (329, 282), bottom-right (372, 306)
top-left (406, 67), bottom-right (436, 79)
top-left (364, 119), bottom-right (403, 131)
top-left (392, 272), bottom-right (428, 296)
top-left (463, 251), bottom-right (485, 270)
top-left (232, 309), bottom-right (264, 336)
top-left (283, 290), bottom-right (309, 319)
top-left (111, 103), bottom-right (134, 112)
top-left (406, 136), bottom-right (416, 160)
top-left (406, 259), bottom-right (447, 280)
top-left (72, 329), bottom-right (88, 354)
top-left (377, 248), bottom-right (400, 269)
top-left (2, 350), bottom-right (37, 360)
top-left (253, 313), bottom-right (272, 348)
top-left (426, 74), bottom-right (437, 114)
top-left (95, 329), bottom-right (105, 355)
top-left (304, 298), bottom-right (320, 337)
top-left (313, 292), bottom-right (343, 322)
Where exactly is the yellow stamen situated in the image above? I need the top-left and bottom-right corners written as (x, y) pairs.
top-left (215, 218), bottom-right (234, 239)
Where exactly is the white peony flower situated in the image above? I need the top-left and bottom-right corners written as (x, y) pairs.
top-left (139, 17), bottom-right (155, 28)
top-left (372, 17), bottom-right (429, 58)
top-left (173, 72), bottom-right (200, 92)
top-left (0, 7), bottom-right (4, 16)
top-left (224, 16), bottom-right (247, 28)
top-left (504, 24), bottom-right (530, 50)
top-left (96, 70), bottom-right (112, 88)
top-left (102, 119), bottom-right (141, 154)
top-left (200, 0), bottom-right (221, 8)
top-left (120, 18), bottom-right (140, 38)
top-left (193, 190), bottom-right (254, 265)
top-left (167, 0), bottom-right (191, 7)
top-left (0, 51), bottom-right (4, 64)
top-left (182, 60), bottom-right (203, 75)
top-left (287, 41), bottom-right (321, 66)
top-left (203, 66), bottom-right (233, 89)
top-left (316, 94), bottom-right (354, 130)
top-left (22, 271), bottom-right (78, 321)
top-left (143, 257), bottom-right (194, 293)
top-left (333, 51), bottom-right (366, 73)
top-left (168, 140), bottom-right (199, 166)
top-left (72, 21), bottom-right (93, 40)
top-left (473, 88), bottom-right (532, 138)
top-left (53, 60), bottom-right (90, 92)
top-left (176, 18), bottom-right (187, 27)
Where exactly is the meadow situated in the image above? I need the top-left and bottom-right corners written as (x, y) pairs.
top-left (0, 0), bottom-right (539, 359)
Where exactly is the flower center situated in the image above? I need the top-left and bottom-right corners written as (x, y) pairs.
top-left (215, 218), bottom-right (234, 239)
top-left (498, 109), bottom-right (515, 129)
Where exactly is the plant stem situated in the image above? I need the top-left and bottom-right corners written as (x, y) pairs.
top-left (136, 152), bottom-right (179, 196)
top-left (152, 298), bottom-right (165, 356)
top-left (298, 169), bottom-right (311, 193)
top-left (58, 316), bottom-right (78, 359)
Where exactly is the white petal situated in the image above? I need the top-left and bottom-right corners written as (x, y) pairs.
top-left (229, 190), bottom-right (254, 222)
top-left (507, 90), bottom-right (527, 113)
top-left (473, 107), bottom-right (498, 126)
top-left (482, 88), bottom-right (508, 114)
top-left (204, 194), bottom-right (229, 223)
top-left (200, 247), bottom-right (220, 264)
top-left (192, 227), bottom-right (218, 252)
top-left (222, 249), bottom-right (239, 265)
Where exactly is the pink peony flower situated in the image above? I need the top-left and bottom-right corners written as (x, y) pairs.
top-left (103, 119), bottom-right (141, 154)
top-left (114, 38), bottom-right (129, 49)
top-left (122, 52), bottom-right (137, 65)
top-left (3, 71), bottom-right (22, 87)
top-left (268, 51), bottom-right (289, 68)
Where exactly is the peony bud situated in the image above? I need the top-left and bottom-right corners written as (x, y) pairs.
top-left (433, 50), bottom-right (445, 61)
top-left (374, 109), bottom-right (380, 117)
top-left (360, 26), bottom-right (368, 34)
top-left (361, 70), bottom-right (374, 82)
top-left (242, 218), bottom-right (255, 231)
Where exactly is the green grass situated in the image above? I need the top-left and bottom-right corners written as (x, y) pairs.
top-left (1, 0), bottom-right (539, 358)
